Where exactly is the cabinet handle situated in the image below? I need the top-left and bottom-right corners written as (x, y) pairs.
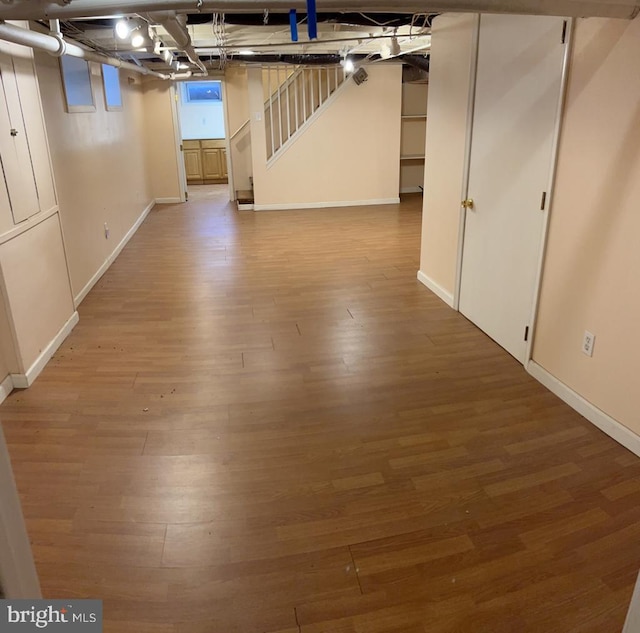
top-left (10, 128), bottom-right (18, 137)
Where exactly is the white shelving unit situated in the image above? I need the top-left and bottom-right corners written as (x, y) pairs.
top-left (400, 82), bottom-right (428, 194)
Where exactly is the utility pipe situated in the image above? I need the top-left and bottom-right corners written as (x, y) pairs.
top-left (145, 10), bottom-right (207, 72)
top-left (0, 20), bottom-right (170, 79)
top-left (0, 0), bottom-right (637, 20)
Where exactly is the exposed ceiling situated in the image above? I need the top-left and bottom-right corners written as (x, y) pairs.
top-left (6, 0), bottom-right (637, 78)
top-left (43, 11), bottom-right (433, 74)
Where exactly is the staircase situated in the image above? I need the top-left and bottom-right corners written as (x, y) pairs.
top-left (264, 65), bottom-right (349, 162)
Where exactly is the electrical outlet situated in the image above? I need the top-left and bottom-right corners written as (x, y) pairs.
top-left (582, 331), bottom-right (595, 357)
top-left (104, 223), bottom-right (110, 239)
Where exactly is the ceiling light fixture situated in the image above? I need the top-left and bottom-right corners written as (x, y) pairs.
top-left (238, 50), bottom-right (255, 55)
top-left (344, 58), bottom-right (354, 73)
top-left (131, 32), bottom-right (145, 48)
top-left (115, 18), bottom-right (130, 40)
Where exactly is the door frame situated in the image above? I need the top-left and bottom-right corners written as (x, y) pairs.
top-left (452, 16), bottom-right (574, 366)
top-left (173, 76), bottom-right (234, 199)
top-left (169, 82), bottom-right (188, 203)
top-left (220, 77), bottom-right (236, 201)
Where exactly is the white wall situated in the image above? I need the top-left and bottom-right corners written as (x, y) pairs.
top-left (178, 81), bottom-right (225, 140)
top-left (248, 64), bottom-right (403, 210)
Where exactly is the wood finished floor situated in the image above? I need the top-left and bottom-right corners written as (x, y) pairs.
top-left (2, 186), bottom-right (640, 632)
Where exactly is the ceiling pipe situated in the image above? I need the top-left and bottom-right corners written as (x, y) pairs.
top-left (145, 10), bottom-right (207, 73)
top-left (0, 20), bottom-right (169, 79)
top-left (0, 0), bottom-right (637, 19)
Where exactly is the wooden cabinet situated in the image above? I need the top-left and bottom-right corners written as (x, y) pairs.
top-left (183, 139), bottom-right (228, 184)
top-left (183, 142), bottom-right (203, 182)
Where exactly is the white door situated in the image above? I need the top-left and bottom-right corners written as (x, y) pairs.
top-left (459, 14), bottom-right (567, 363)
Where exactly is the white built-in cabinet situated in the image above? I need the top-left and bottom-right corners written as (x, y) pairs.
top-left (0, 27), bottom-right (75, 385)
top-left (0, 42), bottom-right (57, 226)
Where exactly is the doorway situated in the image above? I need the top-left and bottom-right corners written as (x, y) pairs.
top-left (458, 14), bottom-right (567, 364)
top-left (176, 80), bottom-right (231, 198)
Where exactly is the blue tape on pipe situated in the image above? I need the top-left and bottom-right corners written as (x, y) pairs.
top-left (307, 0), bottom-right (317, 40)
top-left (289, 9), bottom-right (298, 42)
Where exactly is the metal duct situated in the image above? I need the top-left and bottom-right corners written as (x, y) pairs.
top-left (402, 54), bottom-right (430, 72)
top-left (145, 11), bottom-right (207, 73)
top-left (0, 0), bottom-right (637, 20)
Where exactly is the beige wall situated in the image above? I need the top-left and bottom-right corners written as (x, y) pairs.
top-left (419, 14), bottom-right (478, 295)
top-left (143, 80), bottom-right (182, 202)
top-left (248, 64), bottom-right (402, 208)
top-left (35, 53), bottom-right (154, 301)
top-left (225, 66), bottom-right (252, 192)
top-left (0, 215), bottom-right (74, 372)
top-left (533, 17), bottom-right (640, 431)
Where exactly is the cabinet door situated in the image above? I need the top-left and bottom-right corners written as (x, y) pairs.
top-left (220, 148), bottom-right (228, 178)
top-left (0, 52), bottom-right (40, 224)
top-left (10, 46), bottom-right (56, 215)
top-left (184, 149), bottom-right (203, 181)
top-left (202, 148), bottom-right (223, 179)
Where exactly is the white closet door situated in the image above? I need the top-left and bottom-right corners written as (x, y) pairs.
top-left (459, 14), bottom-right (566, 363)
top-left (0, 51), bottom-right (40, 224)
top-left (11, 47), bottom-right (56, 214)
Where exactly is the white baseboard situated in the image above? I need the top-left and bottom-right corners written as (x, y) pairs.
top-left (236, 203), bottom-right (254, 211)
top-left (74, 200), bottom-right (155, 307)
top-left (253, 197), bottom-right (400, 211)
top-left (11, 312), bottom-right (79, 389)
top-left (400, 187), bottom-right (423, 194)
top-left (527, 360), bottom-right (640, 458)
top-left (155, 197), bottom-right (182, 204)
top-left (417, 270), bottom-right (455, 308)
top-left (0, 375), bottom-right (13, 405)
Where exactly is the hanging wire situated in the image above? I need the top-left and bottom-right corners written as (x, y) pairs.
top-left (212, 12), bottom-right (228, 69)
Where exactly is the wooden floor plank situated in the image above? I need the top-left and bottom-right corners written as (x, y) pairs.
top-left (1, 186), bottom-right (639, 631)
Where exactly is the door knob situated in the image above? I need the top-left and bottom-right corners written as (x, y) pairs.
top-left (462, 198), bottom-right (474, 209)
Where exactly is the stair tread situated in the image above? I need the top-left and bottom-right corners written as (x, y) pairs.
top-left (236, 190), bottom-right (255, 204)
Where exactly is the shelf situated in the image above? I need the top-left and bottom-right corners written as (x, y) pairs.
top-left (400, 154), bottom-right (425, 161)
top-left (401, 115), bottom-right (427, 120)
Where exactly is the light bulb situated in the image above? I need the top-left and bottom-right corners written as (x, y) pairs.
top-left (131, 32), bottom-right (145, 48)
top-left (344, 58), bottom-right (354, 73)
top-left (115, 19), bottom-right (130, 40)
top-left (238, 50), bottom-right (255, 55)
